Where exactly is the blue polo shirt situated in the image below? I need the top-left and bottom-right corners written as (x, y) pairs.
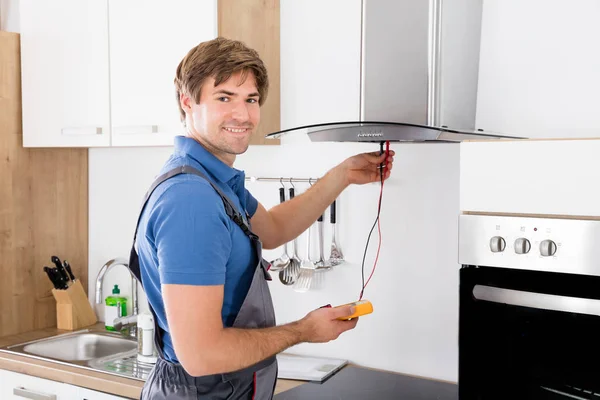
top-left (135, 136), bottom-right (259, 363)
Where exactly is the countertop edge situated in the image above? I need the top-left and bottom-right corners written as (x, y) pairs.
top-left (0, 351), bottom-right (306, 398)
top-left (0, 351), bottom-right (144, 399)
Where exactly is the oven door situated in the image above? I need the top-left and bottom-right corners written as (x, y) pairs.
top-left (460, 265), bottom-right (600, 399)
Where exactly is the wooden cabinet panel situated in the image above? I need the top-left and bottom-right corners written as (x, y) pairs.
top-left (218, 0), bottom-right (280, 145)
top-left (1, 32), bottom-right (88, 337)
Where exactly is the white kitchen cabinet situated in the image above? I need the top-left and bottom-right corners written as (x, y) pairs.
top-left (108, 0), bottom-right (217, 147)
top-left (0, 368), bottom-right (131, 400)
top-left (78, 386), bottom-right (129, 400)
top-left (0, 368), bottom-right (77, 399)
top-left (475, 0), bottom-right (600, 139)
top-left (20, 0), bottom-right (111, 148)
top-left (460, 139), bottom-right (600, 217)
top-left (20, 0), bottom-right (217, 148)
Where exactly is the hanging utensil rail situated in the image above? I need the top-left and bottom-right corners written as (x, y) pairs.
top-left (245, 177), bottom-right (319, 183)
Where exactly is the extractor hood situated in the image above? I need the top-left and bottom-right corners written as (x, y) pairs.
top-left (266, 0), bottom-right (526, 143)
top-left (265, 121), bottom-right (522, 143)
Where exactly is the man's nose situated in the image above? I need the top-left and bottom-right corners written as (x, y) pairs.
top-left (231, 100), bottom-right (250, 122)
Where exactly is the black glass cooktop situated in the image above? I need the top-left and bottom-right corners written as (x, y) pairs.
top-left (274, 365), bottom-right (457, 400)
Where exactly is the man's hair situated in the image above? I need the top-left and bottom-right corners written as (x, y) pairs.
top-left (174, 37), bottom-right (269, 125)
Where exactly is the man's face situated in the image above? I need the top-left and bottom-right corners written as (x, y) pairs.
top-left (182, 71), bottom-right (261, 165)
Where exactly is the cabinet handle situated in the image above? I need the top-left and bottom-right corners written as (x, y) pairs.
top-left (61, 127), bottom-right (103, 136)
top-left (113, 125), bottom-right (158, 135)
top-left (13, 387), bottom-right (57, 400)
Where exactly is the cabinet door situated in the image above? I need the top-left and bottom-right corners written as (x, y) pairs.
top-left (78, 386), bottom-right (129, 400)
top-left (0, 369), bottom-right (77, 399)
top-left (20, 0), bottom-right (111, 148)
top-left (108, 0), bottom-right (217, 147)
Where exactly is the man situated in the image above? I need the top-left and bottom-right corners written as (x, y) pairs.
top-left (128, 37), bottom-right (394, 399)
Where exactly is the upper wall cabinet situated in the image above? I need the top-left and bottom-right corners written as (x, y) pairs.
top-left (20, 0), bottom-right (217, 148)
top-left (108, 1), bottom-right (217, 147)
top-left (475, 0), bottom-right (600, 138)
top-left (20, 0), bottom-right (111, 147)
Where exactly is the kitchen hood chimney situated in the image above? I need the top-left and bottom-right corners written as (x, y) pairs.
top-left (266, 0), bottom-right (525, 143)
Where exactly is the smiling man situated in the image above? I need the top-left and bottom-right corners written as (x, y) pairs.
top-left (128, 37), bottom-right (395, 399)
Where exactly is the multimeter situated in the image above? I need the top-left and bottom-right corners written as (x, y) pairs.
top-left (335, 300), bottom-right (373, 320)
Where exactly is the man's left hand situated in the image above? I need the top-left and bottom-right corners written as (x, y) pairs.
top-left (339, 150), bottom-right (395, 186)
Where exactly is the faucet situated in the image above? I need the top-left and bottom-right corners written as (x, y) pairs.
top-left (96, 258), bottom-right (139, 338)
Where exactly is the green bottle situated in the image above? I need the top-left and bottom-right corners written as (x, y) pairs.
top-left (105, 284), bottom-right (128, 331)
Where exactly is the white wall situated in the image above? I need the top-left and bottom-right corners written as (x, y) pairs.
top-left (476, 0), bottom-right (600, 138)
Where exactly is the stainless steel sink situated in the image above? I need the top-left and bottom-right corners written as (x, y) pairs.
top-left (0, 329), bottom-right (153, 381)
top-left (20, 331), bottom-right (136, 362)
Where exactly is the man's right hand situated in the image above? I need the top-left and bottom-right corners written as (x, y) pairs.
top-left (298, 305), bottom-right (359, 343)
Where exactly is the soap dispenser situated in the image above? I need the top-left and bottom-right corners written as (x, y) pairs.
top-left (104, 284), bottom-right (127, 331)
top-left (137, 312), bottom-right (157, 363)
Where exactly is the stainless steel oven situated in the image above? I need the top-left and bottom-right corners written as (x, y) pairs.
top-left (459, 214), bottom-right (600, 399)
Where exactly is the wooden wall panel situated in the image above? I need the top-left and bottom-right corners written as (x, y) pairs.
top-left (0, 32), bottom-right (88, 337)
top-left (218, 0), bottom-right (281, 145)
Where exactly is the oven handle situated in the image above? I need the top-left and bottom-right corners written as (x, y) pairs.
top-left (473, 285), bottom-right (600, 317)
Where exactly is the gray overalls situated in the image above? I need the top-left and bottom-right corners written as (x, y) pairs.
top-left (128, 165), bottom-right (278, 399)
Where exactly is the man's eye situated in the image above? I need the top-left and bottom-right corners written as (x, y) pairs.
top-left (218, 97), bottom-right (229, 102)
top-left (247, 98), bottom-right (258, 104)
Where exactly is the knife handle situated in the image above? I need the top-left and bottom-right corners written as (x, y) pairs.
top-left (43, 266), bottom-right (56, 288)
top-left (53, 268), bottom-right (68, 289)
top-left (330, 199), bottom-right (337, 224)
top-left (44, 266), bottom-right (64, 290)
top-left (63, 260), bottom-right (76, 281)
top-left (51, 255), bottom-right (70, 283)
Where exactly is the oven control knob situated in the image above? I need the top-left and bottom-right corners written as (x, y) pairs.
top-left (514, 238), bottom-right (531, 254)
top-left (540, 240), bottom-right (557, 257)
top-left (489, 236), bottom-right (506, 253)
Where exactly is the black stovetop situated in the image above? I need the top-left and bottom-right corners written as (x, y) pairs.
top-left (274, 365), bottom-right (458, 400)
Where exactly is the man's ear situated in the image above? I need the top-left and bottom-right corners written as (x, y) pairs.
top-left (180, 92), bottom-right (193, 114)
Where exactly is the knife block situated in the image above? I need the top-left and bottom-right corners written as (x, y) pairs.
top-left (51, 280), bottom-right (98, 330)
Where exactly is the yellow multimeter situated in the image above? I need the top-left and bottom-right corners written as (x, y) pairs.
top-left (335, 300), bottom-right (373, 320)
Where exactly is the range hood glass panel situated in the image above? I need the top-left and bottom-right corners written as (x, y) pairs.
top-left (265, 122), bottom-right (525, 142)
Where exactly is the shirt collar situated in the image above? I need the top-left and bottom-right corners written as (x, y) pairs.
top-left (174, 136), bottom-right (241, 184)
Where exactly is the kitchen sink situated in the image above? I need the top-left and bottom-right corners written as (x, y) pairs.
top-left (0, 329), bottom-right (153, 381)
top-left (20, 332), bottom-right (136, 362)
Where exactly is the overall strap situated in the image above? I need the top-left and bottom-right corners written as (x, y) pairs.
top-left (129, 165), bottom-right (257, 281)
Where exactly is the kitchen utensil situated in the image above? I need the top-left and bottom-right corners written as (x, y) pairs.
top-left (279, 187), bottom-right (301, 286)
top-left (63, 260), bottom-right (76, 281)
top-left (46, 266), bottom-right (68, 290)
top-left (294, 222), bottom-right (316, 293)
top-left (51, 279), bottom-right (98, 330)
top-left (270, 187), bottom-right (291, 272)
top-left (315, 213), bottom-right (329, 270)
top-left (43, 266), bottom-right (61, 289)
top-left (51, 255), bottom-right (71, 284)
top-left (327, 199), bottom-right (344, 266)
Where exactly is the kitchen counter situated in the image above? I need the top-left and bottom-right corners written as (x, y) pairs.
top-left (0, 324), bottom-right (305, 398)
top-left (1, 324), bottom-right (455, 399)
top-left (275, 365), bottom-right (458, 400)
